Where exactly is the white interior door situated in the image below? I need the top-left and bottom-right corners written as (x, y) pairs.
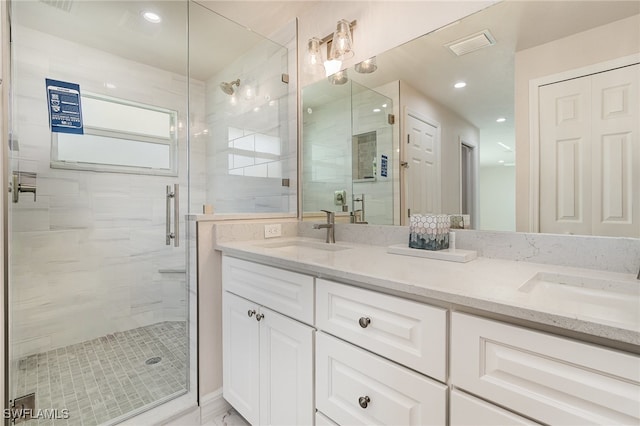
top-left (405, 111), bottom-right (441, 217)
top-left (539, 75), bottom-right (592, 235)
top-left (590, 64), bottom-right (639, 237)
top-left (539, 64), bottom-right (639, 237)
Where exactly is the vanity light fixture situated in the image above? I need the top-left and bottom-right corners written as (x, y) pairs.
top-left (305, 20), bottom-right (357, 79)
top-left (355, 57), bottom-right (377, 74)
top-left (496, 117), bottom-right (506, 123)
top-left (142, 11), bottom-right (162, 24)
top-left (328, 69), bottom-right (348, 85)
top-left (454, 81), bottom-right (467, 89)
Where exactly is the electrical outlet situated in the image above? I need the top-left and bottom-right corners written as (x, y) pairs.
top-left (264, 223), bottom-right (282, 239)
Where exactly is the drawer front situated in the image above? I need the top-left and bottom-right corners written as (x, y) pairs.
top-left (451, 312), bottom-right (640, 425)
top-left (316, 332), bottom-right (447, 426)
top-left (317, 279), bottom-right (447, 381)
top-left (223, 256), bottom-right (314, 324)
top-left (450, 390), bottom-right (539, 425)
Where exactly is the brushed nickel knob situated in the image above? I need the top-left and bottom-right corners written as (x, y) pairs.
top-left (248, 310), bottom-right (256, 318)
top-left (359, 317), bottom-right (371, 328)
top-left (358, 396), bottom-right (370, 409)
top-left (256, 313), bottom-right (264, 321)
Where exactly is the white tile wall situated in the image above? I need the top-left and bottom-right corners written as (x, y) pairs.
top-left (10, 26), bottom-right (205, 358)
top-left (203, 23), bottom-right (297, 214)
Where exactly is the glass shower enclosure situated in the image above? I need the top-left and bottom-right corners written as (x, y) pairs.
top-left (7, 1), bottom-right (191, 424)
top-left (4, 0), bottom-right (293, 424)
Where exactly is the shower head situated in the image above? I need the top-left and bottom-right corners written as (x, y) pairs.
top-left (220, 79), bottom-right (240, 95)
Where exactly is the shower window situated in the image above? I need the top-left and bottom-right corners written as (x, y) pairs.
top-left (51, 93), bottom-right (178, 175)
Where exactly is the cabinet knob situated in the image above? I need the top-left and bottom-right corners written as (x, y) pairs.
top-left (358, 396), bottom-right (370, 409)
top-left (358, 317), bottom-right (371, 328)
top-left (256, 313), bottom-right (264, 322)
top-left (248, 310), bottom-right (256, 318)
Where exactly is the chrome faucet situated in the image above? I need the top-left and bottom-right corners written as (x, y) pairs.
top-left (313, 209), bottom-right (335, 243)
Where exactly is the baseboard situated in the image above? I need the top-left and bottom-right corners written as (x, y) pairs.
top-left (200, 389), bottom-right (231, 424)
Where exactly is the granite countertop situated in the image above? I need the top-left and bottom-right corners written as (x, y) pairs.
top-left (216, 237), bottom-right (640, 347)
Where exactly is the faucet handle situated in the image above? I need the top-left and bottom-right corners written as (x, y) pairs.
top-left (320, 209), bottom-right (335, 223)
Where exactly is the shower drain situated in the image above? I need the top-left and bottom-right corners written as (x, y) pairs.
top-left (145, 356), bottom-right (162, 365)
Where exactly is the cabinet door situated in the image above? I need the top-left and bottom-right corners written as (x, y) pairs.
top-left (259, 307), bottom-right (314, 426)
top-left (317, 332), bottom-right (447, 426)
top-left (223, 292), bottom-right (260, 426)
top-left (450, 390), bottom-right (539, 425)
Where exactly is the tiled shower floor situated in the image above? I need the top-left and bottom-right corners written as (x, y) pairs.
top-left (14, 321), bottom-right (187, 425)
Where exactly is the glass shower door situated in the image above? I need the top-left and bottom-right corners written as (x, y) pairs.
top-left (7, 1), bottom-right (190, 424)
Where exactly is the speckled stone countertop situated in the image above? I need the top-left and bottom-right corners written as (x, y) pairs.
top-left (216, 237), bottom-right (640, 347)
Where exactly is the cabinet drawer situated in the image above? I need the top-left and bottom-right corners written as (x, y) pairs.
top-left (223, 256), bottom-right (314, 324)
top-left (316, 279), bottom-right (447, 381)
top-left (450, 390), bottom-right (539, 425)
top-left (316, 332), bottom-right (447, 426)
top-left (451, 312), bottom-right (640, 425)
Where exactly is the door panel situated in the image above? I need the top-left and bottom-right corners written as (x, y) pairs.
top-left (539, 76), bottom-right (591, 235)
top-left (223, 292), bottom-right (260, 425)
top-left (591, 64), bottom-right (639, 237)
top-left (406, 112), bottom-right (440, 216)
top-left (259, 307), bottom-right (314, 426)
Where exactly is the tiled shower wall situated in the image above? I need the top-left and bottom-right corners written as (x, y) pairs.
top-left (10, 26), bottom-right (205, 358)
top-left (205, 24), bottom-right (297, 214)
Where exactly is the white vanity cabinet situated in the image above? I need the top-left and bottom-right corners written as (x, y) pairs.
top-left (222, 257), bottom-right (315, 426)
top-left (451, 312), bottom-right (640, 425)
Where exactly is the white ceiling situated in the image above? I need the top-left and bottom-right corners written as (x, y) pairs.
top-left (12, 0), bottom-right (311, 81)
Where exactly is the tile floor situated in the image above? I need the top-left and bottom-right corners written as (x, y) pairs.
top-left (14, 321), bottom-right (188, 426)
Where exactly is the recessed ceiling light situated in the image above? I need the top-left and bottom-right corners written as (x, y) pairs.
top-left (497, 142), bottom-right (512, 151)
top-left (142, 11), bottom-right (162, 24)
top-left (496, 117), bottom-right (506, 123)
top-left (373, 108), bottom-right (381, 113)
top-left (454, 81), bottom-right (467, 89)
top-left (382, 103), bottom-right (387, 108)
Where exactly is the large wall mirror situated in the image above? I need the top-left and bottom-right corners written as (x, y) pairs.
top-left (301, 0), bottom-right (639, 237)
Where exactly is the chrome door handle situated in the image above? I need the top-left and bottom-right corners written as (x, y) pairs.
top-left (359, 317), bottom-right (371, 328)
top-left (358, 396), bottom-right (370, 409)
top-left (166, 184), bottom-right (179, 247)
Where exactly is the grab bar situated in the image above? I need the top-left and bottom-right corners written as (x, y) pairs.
top-left (166, 184), bottom-right (179, 247)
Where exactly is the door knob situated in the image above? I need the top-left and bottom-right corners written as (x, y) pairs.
top-left (255, 313), bottom-right (264, 321)
top-left (247, 310), bottom-right (256, 318)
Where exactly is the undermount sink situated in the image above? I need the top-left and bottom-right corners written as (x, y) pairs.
top-left (519, 272), bottom-right (640, 327)
top-left (257, 239), bottom-right (351, 252)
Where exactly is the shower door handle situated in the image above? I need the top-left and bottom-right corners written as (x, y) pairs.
top-left (166, 184), bottom-right (179, 247)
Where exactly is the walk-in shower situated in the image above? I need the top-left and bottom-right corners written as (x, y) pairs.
top-left (4, 0), bottom-right (294, 423)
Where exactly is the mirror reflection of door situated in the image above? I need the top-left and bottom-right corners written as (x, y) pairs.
top-left (539, 62), bottom-right (639, 237)
top-left (405, 110), bottom-right (441, 218)
top-left (460, 141), bottom-right (477, 227)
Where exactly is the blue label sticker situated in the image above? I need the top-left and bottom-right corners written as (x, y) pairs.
top-left (46, 78), bottom-right (83, 134)
top-left (381, 154), bottom-right (388, 177)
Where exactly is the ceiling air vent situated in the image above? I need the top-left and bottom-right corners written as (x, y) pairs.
top-left (445, 29), bottom-right (496, 56)
top-left (38, 0), bottom-right (74, 12)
